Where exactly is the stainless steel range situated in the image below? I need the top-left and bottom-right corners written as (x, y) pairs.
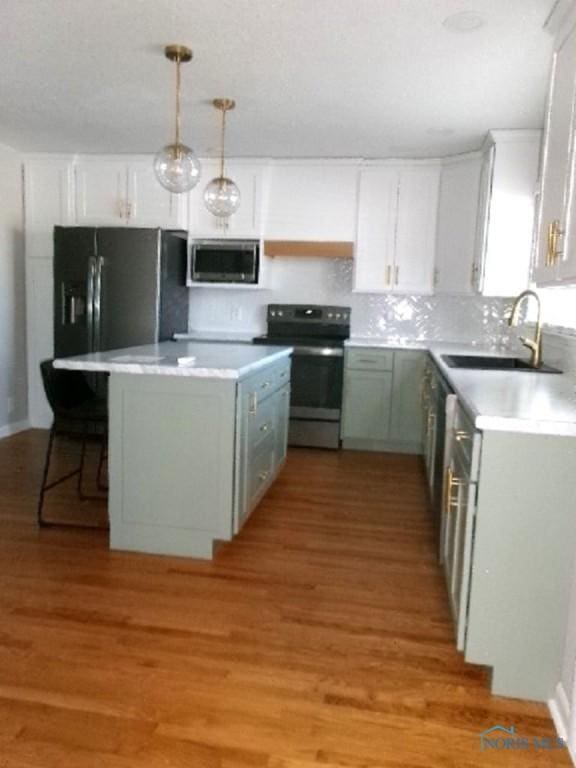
top-left (253, 304), bottom-right (351, 449)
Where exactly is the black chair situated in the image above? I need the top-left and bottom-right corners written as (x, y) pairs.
top-left (38, 360), bottom-right (108, 527)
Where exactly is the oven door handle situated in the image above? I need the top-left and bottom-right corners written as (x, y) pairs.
top-left (292, 347), bottom-right (344, 357)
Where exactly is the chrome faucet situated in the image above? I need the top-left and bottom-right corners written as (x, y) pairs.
top-left (508, 289), bottom-right (543, 368)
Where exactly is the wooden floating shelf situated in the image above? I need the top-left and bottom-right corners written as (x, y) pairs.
top-left (264, 240), bottom-right (354, 259)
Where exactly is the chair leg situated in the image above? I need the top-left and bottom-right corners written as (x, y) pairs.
top-left (96, 436), bottom-right (108, 491)
top-left (77, 422), bottom-right (88, 499)
top-left (38, 424), bottom-right (56, 527)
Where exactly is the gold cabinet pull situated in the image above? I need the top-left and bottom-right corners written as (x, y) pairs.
top-left (546, 219), bottom-right (564, 266)
top-left (454, 430), bottom-right (470, 442)
top-left (386, 265), bottom-right (391, 285)
top-left (394, 265), bottom-right (399, 285)
top-left (444, 465), bottom-right (466, 514)
top-left (443, 466), bottom-right (453, 515)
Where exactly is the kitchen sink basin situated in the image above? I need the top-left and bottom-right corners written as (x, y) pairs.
top-left (441, 354), bottom-right (562, 374)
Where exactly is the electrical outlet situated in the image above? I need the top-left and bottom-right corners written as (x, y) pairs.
top-left (230, 305), bottom-right (242, 322)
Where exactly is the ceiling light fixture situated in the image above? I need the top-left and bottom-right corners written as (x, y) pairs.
top-left (154, 44), bottom-right (201, 194)
top-left (204, 98), bottom-right (241, 220)
top-left (442, 11), bottom-right (484, 32)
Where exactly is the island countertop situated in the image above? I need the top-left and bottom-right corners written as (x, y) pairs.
top-left (53, 341), bottom-right (293, 379)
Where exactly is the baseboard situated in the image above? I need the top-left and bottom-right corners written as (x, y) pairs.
top-left (0, 419), bottom-right (30, 439)
top-left (341, 437), bottom-right (422, 454)
top-left (549, 681), bottom-right (574, 764)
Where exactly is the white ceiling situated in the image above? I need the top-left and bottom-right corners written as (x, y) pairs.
top-left (0, 0), bottom-right (555, 158)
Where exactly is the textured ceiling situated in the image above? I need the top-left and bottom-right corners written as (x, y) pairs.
top-left (0, 0), bottom-right (555, 158)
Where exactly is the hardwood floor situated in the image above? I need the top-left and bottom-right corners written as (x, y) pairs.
top-left (0, 429), bottom-right (569, 767)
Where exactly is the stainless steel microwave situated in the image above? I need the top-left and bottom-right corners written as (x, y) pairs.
top-left (188, 239), bottom-right (260, 284)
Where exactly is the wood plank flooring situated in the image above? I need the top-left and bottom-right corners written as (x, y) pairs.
top-left (0, 429), bottom-right (569, 767)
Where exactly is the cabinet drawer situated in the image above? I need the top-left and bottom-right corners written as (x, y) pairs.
top-left (346, 348), bottom-right (394, 371)
top-left (248, 435), bottom-right (276, 508)
top-left (451, 402), bottom-right (479, 476)
top-left (243, 358), bottom-right (291, 408)
top-left (248, 393), bottom-right (277, 451)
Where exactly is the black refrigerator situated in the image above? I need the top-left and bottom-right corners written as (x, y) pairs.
top-left (53, 227), bottom-right (189, 358)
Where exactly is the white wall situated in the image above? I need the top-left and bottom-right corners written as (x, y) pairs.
top-left (0, 142), bottom-right (27, 435)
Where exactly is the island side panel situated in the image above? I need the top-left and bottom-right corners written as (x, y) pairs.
top-left (465, 430), bottom-right (576, 701)
top-left (109, 372), bottom-right (237, 559)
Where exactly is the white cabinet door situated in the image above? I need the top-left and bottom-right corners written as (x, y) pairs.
top-left (24, 159), bottom-right (74, 258)
top-left (25, 258), bottom-right (54, 428)
top-left (264, 163), bottom-right (357, 241)
top-left (394, 165), bottom-right (440, 294)
top-left (127, 160), bottom-right (186, 229)
top-left (435, 155), bottom-right (482, 294)
top-left (354, 167), bottom-right (398, 291)
top-left (188, 161), bottom-right (265, 238)
top-left (76, 158), bottom-right (185, 229)
top-left (534, 22), bottom-right (576, 285)
top-left (355, 164), bottom-right (439, 293)
top-left (75, 160), bottom-right (127, 225)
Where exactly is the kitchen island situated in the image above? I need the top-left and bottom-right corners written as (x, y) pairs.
top-left (54, 341), bottom-right (292, 559)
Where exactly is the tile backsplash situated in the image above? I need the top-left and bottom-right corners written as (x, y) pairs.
top-left (187, 257), bottom-right (515, 347)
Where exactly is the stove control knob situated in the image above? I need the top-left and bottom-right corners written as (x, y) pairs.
top-left (278, 310), bottom-right (284, 317)
top-left (270, 310), bottom-right (276, 317)
top-left (335, 313), bottom-right (341, 319)
top-left (327, 312), bottom-right (333, 319)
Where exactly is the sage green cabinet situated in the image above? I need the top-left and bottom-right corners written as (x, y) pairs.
top-left (434, 381), bottom-right (576, 702)
top-left (108, 357), bottom-right (291, 560)
top-left (234, 360), bottom-right (291, 533)
top-left (390, 350), bottom-right (427, 448)
top-left (341, 347), bottom-right (426, 453)
top-left (341, 369), bottom-right (393, 442)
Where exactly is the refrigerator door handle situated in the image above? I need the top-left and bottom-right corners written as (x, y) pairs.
top-left (87, 256), bottom-right (97, 352)
top-left (94, 255), bottom-right (104, 351)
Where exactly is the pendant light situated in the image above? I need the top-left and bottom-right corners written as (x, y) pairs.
top-left (204, 98), bottom-right (241, 218)
top-left (154, 44), bottom-right (201, 194)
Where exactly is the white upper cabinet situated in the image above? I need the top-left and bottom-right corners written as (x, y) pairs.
top-left (188, 160), bottom-right (268, 239)
top-left (354, 163), bottom-right (440, 294)
top-left (24, 157), bottom-right (74, 258)
top-left (473, 131), bottom-right (540, 297)
top-left (434, 154), bottom-right (482, 294)
top-left (534, 15), bottom-right (576, 285)
top-left (263, 162), bottom-right (358, 241)
top-left (75, 157), bottom-right (186, 229)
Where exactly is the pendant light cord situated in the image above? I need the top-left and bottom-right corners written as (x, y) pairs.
top-left (219, 106), bottom-right (227, 180)
top-left (175, 54), bottom-right (182, 152)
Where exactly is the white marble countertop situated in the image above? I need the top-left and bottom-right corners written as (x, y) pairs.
top-left (347, 337), bottom-right (576, 437)
top-left (174, 330), bottom-right (256, 343)
top-left (53, 341), bottom-right (292, 380)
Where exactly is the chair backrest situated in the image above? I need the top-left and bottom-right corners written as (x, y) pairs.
top-left (40, 359), bottom-right (96, 415)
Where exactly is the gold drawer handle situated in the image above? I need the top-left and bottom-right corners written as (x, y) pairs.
top-left (444, 466), bottom-right (468, 514)
top-left (258, 470), bottom-right (269, 482)
top-left (454, 430), bottom-right (470, 442)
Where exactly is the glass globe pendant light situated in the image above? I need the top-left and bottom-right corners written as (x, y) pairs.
top-left (154, 44), bottom-right (201, 194)
top-left (204, 98), bottom-right (241, 219)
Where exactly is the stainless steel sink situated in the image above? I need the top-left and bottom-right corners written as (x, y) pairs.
top-left (441, 354), bottom-right (562, 374)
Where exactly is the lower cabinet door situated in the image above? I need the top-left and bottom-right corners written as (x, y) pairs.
top-left (341, 370), bottom-right (393, 441)
top-left (390, 351), bottom-right (427, 446)
top-left (246, 437), bottom-right (276, 517)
